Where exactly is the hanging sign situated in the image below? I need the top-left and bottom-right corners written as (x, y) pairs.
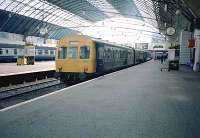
top-left (188, 39), bottom-right (195, 48)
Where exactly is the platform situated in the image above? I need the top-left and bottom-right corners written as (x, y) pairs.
top-left (0, 61), bottom-right (55, 77)
top-left (1, 60), bottom-right (200, 138)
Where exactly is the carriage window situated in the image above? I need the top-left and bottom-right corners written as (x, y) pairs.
top-left (67, 47), bottom-right (77, 59)
top-left (80, 46), bottom-right (90, 59)
top-left (58, 47), bottom-right (67, 59)
top-left (0, 49), bottom-right (2, 55)
top-left (107, 48), bottom-right (111, 59)
top-left (50, 50), bottom-right (54, 55)
top-left (38, 49), bottom-right (43, 55)
top-left (6, 49), bottom-right (8, 54)
top-left (14, 49), bottom-right (17, 55)
top-left (45, 50), bottom-right (49, 55)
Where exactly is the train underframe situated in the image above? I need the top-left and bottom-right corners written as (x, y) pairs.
top-left (55, 72), bottom-right (94, 83)
top-left (55, 59), bottom-right (151, 83)
top-left (56, 64), bottom-right (134, 83)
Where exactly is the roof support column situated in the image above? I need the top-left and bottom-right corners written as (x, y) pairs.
top-left (193, 29), bottom-right (200, 71)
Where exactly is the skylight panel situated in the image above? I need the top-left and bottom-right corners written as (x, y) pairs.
top-left (86, 0), bottom-right (121, 17)
top-left (0, 0), bottom-right (92, 32)
top-left (133, 0), bottom-right (158, 28)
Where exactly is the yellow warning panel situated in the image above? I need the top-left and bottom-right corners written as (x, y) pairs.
top-left (17, 56), bottom-right (27, 65)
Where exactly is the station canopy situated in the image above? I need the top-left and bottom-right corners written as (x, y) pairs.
top-left (1, 0), bottom-right (193, 45)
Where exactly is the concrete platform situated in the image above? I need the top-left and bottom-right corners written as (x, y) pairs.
top-left (0, 60), bottom-right (200, 138)
top-left (0, 61), bottom-right (55, 77)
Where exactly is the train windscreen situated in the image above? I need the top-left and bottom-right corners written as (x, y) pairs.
top-left (58, 47), bottom-right (67, 59)
top-left (80, 46), bottom-right (90, 59)
top-left (67, 47), bottom-right (78, 59)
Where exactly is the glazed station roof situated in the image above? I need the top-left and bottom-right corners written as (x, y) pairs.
top-left (0, 0), bottom-right (197, 44)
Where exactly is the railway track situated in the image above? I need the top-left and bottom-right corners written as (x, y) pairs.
top-left (0, 78), bottom-right (65, 100)
top-left (0, 78), bottom-right (67, 109)
top-left (0, 61), bottom-right (151, 110)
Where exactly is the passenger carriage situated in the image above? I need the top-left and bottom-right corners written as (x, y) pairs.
top-left (56, 35), bottom-right (151, 81)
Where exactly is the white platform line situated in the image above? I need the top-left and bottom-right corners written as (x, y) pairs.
top-left (0, 65), bottom-right (135, 112)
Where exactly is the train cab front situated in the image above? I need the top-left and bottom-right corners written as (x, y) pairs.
top-left (55, 36), bottom-right (96, 82)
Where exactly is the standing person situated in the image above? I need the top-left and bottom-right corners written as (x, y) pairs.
top-left (161, 54), bottom-right (164, 64)
top-left (163, 53), bottom-right (166, 62)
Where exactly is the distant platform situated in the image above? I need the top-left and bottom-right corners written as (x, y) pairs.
top-left (0, 61), bottom-right (55, 77)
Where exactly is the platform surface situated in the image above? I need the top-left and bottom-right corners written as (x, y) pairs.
top-left (1, 61), bottom-right (200, 138)
top-left (0, 61), bottom-right (55, 76)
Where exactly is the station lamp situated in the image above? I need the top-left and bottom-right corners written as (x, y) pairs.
top-left (164, 4), bottom-right (168, 12)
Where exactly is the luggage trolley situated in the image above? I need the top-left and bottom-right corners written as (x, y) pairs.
top-left (160, 60), bottom-right (170, 71)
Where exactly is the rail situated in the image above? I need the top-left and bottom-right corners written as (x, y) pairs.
top-left (0, 78), bottom-right (62, 100)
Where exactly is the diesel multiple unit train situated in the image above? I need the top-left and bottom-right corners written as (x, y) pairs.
top-left (56, 35), bottom-right (151, 81)
top-left (0, 44), bottom-right (56, 62)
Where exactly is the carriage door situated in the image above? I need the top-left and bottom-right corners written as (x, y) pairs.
top-left (80, 46), bottom-right (90, 72)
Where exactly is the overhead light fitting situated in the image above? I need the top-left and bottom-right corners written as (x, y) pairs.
top-left (39, 27), bottom-right (48, 35)
top-left (164, 4), bottom-right (168, 12)
top-left (164, 22), bottom-right (167, 27)
top-left (175, 9), bottom-right (181, 15)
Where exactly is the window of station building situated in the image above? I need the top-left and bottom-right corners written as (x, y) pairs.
top-left (80, 46), bottom-right (90, 59)
top-left (58, 47), bottom-right (67, 59)
top-left (67, 47), bottom-right (77, 59)
top-left (0, 48), bottom-right (3, 55)
top-left (14, 49), bottom-right (17, 55)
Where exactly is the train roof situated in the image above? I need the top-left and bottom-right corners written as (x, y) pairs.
top-left (62, 35), bottom-right (134, 50)
top-left (0, 43), bottom-right (24, 48)
top-left (87, 36), bottom-right (134, 49)
top-left (0, 43), bottom-right (56, 49)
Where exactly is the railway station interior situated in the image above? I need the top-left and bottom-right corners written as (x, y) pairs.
top-left (0, 0), bottom-right (200, 137)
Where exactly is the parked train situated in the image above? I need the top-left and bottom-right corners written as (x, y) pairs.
top-left (0, 44), bottom-right (56, 62)
top-left (56, 35), bottom-right (152, 81)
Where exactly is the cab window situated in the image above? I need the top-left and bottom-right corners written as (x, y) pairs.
top-left (58, 47), bottom-right (67, 59)
top-left (80, 46), bottom-right (90, 59)
top-left (67, 47), bottom-right (77, 59)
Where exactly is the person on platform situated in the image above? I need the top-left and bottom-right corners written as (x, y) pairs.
top-left (160, 54), bottom-right (164, 64)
